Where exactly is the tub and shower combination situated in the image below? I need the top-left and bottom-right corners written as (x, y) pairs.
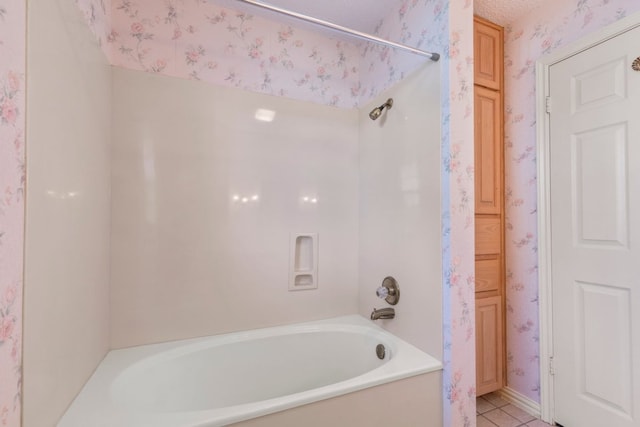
top-left (54, 2), bottom-right (443, 425)
top-left (60, 316), bottom-right (442, 426)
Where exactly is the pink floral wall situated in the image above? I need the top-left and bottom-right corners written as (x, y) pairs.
top-left (441, 1), bottom-right (476, 424)
top-left (108, 0), bottom-right (363, 108)
top-left (358, 1), bottom-right (439, 102)
top-left (0, 0), bottom-right (25, 425)
top-left (75, 0), bottom-right (112, 51)
top-left (78, 0), bottom-right (454, 109)
top-left (504, 0), bottom-right (640, 403)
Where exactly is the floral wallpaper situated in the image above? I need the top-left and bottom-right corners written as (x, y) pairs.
top-left (75, 0), bottom-right (111, 55)
top-left (76, 0), bottom-right (455, 109)
top-left (107, 0), bottom-right (364, 108)
top-left (0, 0), bottom-right (25, 425)
top-left (503, 0), bottom-right (640, 403)
top-left (441, 1), bottom-right (476, 425)
top-left (359, 0), bottom-right (446, 104)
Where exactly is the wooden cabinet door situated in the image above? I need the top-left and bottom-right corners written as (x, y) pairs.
top-left (476, 295), bottom-right (504, 395)
top-left (474, 86), bottom-right (502, 214)
top-left (474, 17), bottom-right (503, 90)
top-left (474, 16), bottom-right (505, 398)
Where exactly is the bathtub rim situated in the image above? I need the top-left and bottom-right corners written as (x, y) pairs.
top-left (59, 314), bottom-right (443, 427)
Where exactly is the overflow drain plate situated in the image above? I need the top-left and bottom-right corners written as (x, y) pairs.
top-left (376, 344), bottom-right (386, 360)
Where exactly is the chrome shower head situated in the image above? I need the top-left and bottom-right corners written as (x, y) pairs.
top-left (369, 98), bottom-right (393, 121)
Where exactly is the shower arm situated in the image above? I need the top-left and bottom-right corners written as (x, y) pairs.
top-left (235, 0), bottom-right (440, 61)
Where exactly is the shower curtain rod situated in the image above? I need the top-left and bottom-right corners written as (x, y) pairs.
top-left (235, 0), bottom-right (440, 61)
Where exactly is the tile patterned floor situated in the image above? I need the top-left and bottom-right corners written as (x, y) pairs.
top-left (476, 393), bottom-right (555, 427)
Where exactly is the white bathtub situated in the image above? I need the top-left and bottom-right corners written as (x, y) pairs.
top-left (59, 315), bottom-right (442, 426)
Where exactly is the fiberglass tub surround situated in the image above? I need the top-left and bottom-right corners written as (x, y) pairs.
top-left (59, 316), bottom-right (442, 427)
top-left (23, 0), bottom-right (444, 424)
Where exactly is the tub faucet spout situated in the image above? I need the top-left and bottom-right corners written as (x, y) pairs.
top-left (370, 307), bottom-right (395, 320)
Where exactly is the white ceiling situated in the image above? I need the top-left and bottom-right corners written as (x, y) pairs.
top-left (474, 0), bottom-right (549, 26)
top-left (219, 0), bottom-right (548, 37)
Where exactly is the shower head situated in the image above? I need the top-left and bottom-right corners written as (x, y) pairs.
top-left (369, 98), bottom-right (393, 121)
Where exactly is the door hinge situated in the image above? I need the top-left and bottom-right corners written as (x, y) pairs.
top-left (545, 96), bottom-right (552, 114)
top-left (549, 356), bottom-right (555, 376)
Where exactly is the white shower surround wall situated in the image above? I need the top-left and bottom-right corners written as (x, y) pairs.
top-left (358, 63), bottom-right (443, 359)
top-left (17, 22), bottom-right (446, 427)
top-left (110, 67), bottom-right (360, 348)
top-left (23, 0), bottom-right (112, 425)
top-left (59, 316), bottom-right (443, 426)
top-left (20, 2), bottom-right (456, 424)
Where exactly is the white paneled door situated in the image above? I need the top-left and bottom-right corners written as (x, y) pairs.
top-left (549, 25), bottom-right (640, 427)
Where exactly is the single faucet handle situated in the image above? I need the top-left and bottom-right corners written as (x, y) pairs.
top-left (376, 286), bottom-right (389, 299)
top-left (375, 276), bottom-right (400, 305)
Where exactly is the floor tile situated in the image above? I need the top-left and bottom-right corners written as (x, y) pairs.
top-left (483, 408), bottom-right (522, 427)
top-left (477, 415), bottom-right (499, 427)
top-left (483, 392), bottom-right (510, 408)
top-left (501, 404), bottom-right (535, 423)
top-left (476, 397), bottom-right (497, 414)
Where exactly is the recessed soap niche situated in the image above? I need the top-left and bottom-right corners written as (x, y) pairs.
top-left (289, 233), bottom-right (318, 291)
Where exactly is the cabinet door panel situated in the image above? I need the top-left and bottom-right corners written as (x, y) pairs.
top-left (474, 18), bottom-right (503, 90)
top-left (476, 296), bottom-right (504, 395)
top-left (475, 217), bottom-right (501, 255)
top-left (476, 256), bottom-right (501, 293)
top-left (475, 86), bottom-right (502, 214)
